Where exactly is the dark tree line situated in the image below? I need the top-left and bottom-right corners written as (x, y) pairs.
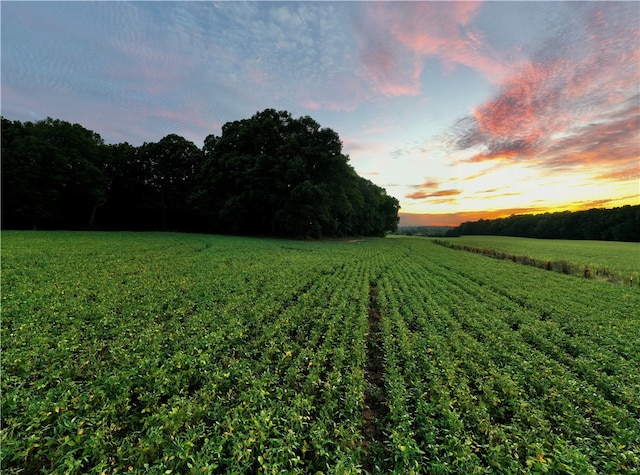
top-left (445, 206), bottom-right (639, 242)
top-left (1, 110), bottom-right (399, 237)
top-left (395, 226), bottom-right (454, 237)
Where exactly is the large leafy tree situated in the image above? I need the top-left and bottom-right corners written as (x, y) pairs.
top-left (137, 134), bottom-right (203, 231)
top-left (193, 109), bottom-right (399, 237)
top-left (1, 117), bottom-right (106, 229)
top-left (2, 118), bottom-right (64, 229)
top-left (2, 111), bottom-right (400, 236)
top-left (94, 141), bottom-right (145, 230)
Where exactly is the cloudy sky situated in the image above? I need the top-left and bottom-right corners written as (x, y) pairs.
top-left (2, 1), bottom-right (638, 226)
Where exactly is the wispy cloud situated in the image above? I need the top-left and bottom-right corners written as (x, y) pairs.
top-left (353, 1), bottom-right (505, 98)
top-left (409, 179), bottom-right (441, 190)
top-left (406, 188), bottom-right (461, 201)
top-left (446, 3), bottom-right (639, 181)
top-left (388, 1), bottom-right (510, 81)
top-left (352, 5), bottom-right (421, 98)
top-left (2, 1), bottom-right (362, 142)
top-left (595, 167), bottom-right (640, 183)
top-left (573, 195), bottom-right (639, 210)
top-left (399, 193), bottom-right (638, 227)
top-left (475, 191), bottom-right (522, 200)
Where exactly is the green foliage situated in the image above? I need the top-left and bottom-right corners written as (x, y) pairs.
top-left (192, 109), bottom-right (399, 237)
top-left (1, 111), bottom-right (399, 237)
top-left (2, 232), bottom-right (370, 474)
top-left (136, 134), bottom-right (204, 231)
top-left (2, 232), bottom-right (639, 473)
top-left (436, 235), bottom-right (639, 284)
top-left (447, 206), bottom-right (640, 242)
top-left (1, 117), bottom-right (107, 229)
top-left (373, 237), bottom-right (640, 473)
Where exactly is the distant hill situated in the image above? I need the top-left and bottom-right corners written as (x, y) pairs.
top-left (395, 225), bottom-right (454, 237)
top-left (444, 205), bottom-right (639, 242)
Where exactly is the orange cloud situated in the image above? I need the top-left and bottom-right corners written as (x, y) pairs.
top-left (538, 106), bottom-right (640, 171)
top-left (465, 148), bottom-right (521, 164)
top-left (405, 189), bottom-right (462, 200)
top-left (430, 189), bottom-right (462, 197)
top-left (409, 179), bottom-right (441, 190)
top-left (405, 191), bottom-right (429, 200)
top-left (595, 167), bottom-right (640, 182)
top-left (430, 198), bottom-right (461, 205)
top-left (572, 196), bottom-right (639, 210)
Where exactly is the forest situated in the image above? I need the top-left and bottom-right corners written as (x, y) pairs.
top-left (1, 110), bottom-right (399, 238)
top-left (445, 205), bottom-right (639, 242)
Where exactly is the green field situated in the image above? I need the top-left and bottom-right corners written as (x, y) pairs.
top-left (2, 232), bottom-right (639, 474)
top-left (436, 235), bottom-right (639, 284)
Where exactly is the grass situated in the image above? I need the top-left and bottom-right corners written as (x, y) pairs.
top-left (435, 235), bottom-right (639, 284)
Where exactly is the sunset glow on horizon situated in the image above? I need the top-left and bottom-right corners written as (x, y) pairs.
top-left (2, 1), bottom-right (638, 226)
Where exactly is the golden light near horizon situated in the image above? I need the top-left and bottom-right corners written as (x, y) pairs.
top-left (393, 150), bottom-right (639, 227)
top-left (453, 161), bottom-right (639, 214)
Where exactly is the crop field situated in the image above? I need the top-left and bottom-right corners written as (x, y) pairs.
top-left (2, 232), bottom-right (639, 474)
top-left (436, 235), bottom-right (639, 284)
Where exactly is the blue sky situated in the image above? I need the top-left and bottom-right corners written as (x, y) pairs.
top-left (2, 1), bottom-right (638, 225)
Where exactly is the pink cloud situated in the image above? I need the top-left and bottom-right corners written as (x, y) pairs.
top-left (449, 3), bottom-right (640, 180)
top-left (354, 3), bottom-right (424, 97)
top-left (574, 196), bottom-right (639, 209)
top-left (353, 1), bottom-right (533, 100)
top-left (301, 97), bottom-right (359, 113)
top-left (389, 1), bottom-right (508, 80)
top-left (369, 1), bottom-right (514, 84)
top-left (302, 100), bottom-right (322, 110)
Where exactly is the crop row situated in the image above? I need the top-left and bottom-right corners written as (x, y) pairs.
top-left (372, 238), bottom-right (639, 473)
top-left (2, 232), bottom-right (638, 473)
top-left (2, 233), bottom-right (377, 474)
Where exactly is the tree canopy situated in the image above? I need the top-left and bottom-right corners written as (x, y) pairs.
top-left (2, 110), bottom-right (400, 237)
top-left (445, 206), bottom-right (639, 242)
top-left (192, 109), bottom-right (398, 237)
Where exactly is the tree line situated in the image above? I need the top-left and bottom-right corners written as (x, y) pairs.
top-left (394, 226), bottom-right (454, 237)
top-left (1, 110), bottom-right (400, 237)
top-left (445, 205), bottom-right (639, 242)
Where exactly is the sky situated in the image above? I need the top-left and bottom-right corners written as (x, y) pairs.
top-left (2, 1), bottom-right (639, 226)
